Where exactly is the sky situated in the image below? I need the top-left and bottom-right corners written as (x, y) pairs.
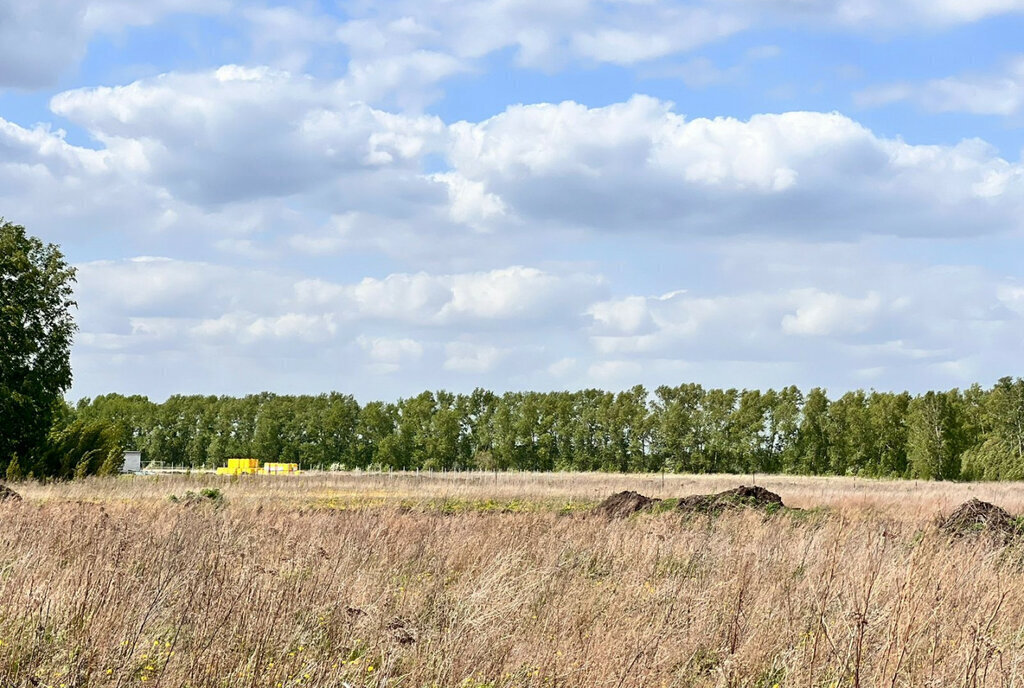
top-left (2, 0), bottom-right (1024, 402)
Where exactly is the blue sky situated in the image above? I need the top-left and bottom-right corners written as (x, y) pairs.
top-left (2, 0), bottom-right (1023, 402)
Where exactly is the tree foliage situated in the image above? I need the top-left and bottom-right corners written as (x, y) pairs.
top-left (0, 220), bottom-right (77, 473)
top-left (66, 378), bottom-right (1024, 480)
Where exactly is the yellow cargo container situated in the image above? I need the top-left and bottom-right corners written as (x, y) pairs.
top-left (216, 459), bottom-right (298, 475)
top-left (217, 458), bottom-right (261, 475)
top-left (262, 462), bottom-right (299, 474)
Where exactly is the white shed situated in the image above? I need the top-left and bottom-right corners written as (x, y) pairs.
top-left (121, 451), bottom-right (142, 473)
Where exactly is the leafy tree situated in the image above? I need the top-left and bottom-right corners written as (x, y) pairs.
top-left (826, 391), bottom-right (872, 476)
top-left (866, 391), bottom-right (910, 477)
top-left (732, 389), bottom-right (768, 474)
top-left (762, 386), bottom-right (802, 473)
top-left (0, 220), bottom-right (77, 472)
top-left (907, 390), bottom-right (965, 480)
top-left (961, 378), bottom-right (1024, 480)
top-left (652, 383), bottom-right (705, 472)
top-left (354, 401), bottom-right (398, 468)
top-left (37, 419), bottom-right (121, 480)
top-left (252, 395), bottom-right (285, 462)
top-left (794, 388), bottom-right (830, 474)
top-left (61, 378), bottom-right (1024, 482)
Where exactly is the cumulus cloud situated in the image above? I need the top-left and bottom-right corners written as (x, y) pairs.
top-left (74, 258), bottom-right (602, 352)
top-left (781, 289), bottom-right (883, 336)
top-left (0, 66), bottom-right (485, 261)
top-left (447, 96), bottom-right (1024, 238)
top-left (0, 0), bottom-right (231, 88)
top-left (49, 66), bottom-right (447, 206)
top-left (583, 253), bottom-right (1024, 393)
top-left (69, 255), bottom-right (607, 394)
top-left (295, 266), bottom-right (604, 326)
top-left (9, 73), bottom-right (1024, 256)
top-left (65, 245), bottom-right (1024, 399)
top-left (357, 336), bottom-right (425, 374)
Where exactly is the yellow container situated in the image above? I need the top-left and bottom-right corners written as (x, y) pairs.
top-left (222, 458), bottom-right (260, 474)
top-left (262, 462), bottom-right (300, 474)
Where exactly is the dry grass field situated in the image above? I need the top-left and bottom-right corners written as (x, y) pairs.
top-left (3, 472), bottom-right (1024, 688)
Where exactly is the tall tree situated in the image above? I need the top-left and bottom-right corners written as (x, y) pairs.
top-left (907, 390), bottom-right (965, 480)
top-left (794, 388), bottom-right (830, 474)
top-left (866, 391), bottom-right (911, 477)
top-left (0, 220), bottom-right (77, 471)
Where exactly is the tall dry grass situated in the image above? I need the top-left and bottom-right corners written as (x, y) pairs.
top-left (1, 473), bottom-right (1023, 687)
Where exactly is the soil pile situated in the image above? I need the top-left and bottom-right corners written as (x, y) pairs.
top-left (677, 485), bottom-right (784, 515)
top-left (594, 490), bottom-right (660, 518)
top-left (940, 499), bottom-right (1019, 542)
top-left (0, 484), bottom-right (21, 502)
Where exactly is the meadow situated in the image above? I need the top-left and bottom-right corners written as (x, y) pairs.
top-left (2, 472), bottom-right (1024, 687)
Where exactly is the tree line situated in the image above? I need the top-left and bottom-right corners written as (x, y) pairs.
top-left (66, 378), bottom-right (1024, 481)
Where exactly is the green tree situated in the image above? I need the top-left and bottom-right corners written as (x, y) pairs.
top-left (252, 395), bottom-right (285, 463)
top-left (37, 419), bottom-right (121, 480)
top-left (907, 390), bottom-right (965, 480)
top-left (826, 391), bottom-right (872, 476)
top-left (762, 386), bottom-right (802, 473)
top-left (866, 391), bottom-right (910, 477)
top-left (794, 388), bottom-right (830, 474)
top-left (354, 401), bottom-right (398, 467)
top-left (0, 220), bottom-right (77, 472)
top-left (651, 383), bottom-right (704, 472)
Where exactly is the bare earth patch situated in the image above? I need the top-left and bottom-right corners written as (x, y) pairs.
top-left (677, 485), bottom-right (785, 515)
top-left (593, 490), bottom-right (661, 518)
top-left (939, 498), bottom-right (1019, 543)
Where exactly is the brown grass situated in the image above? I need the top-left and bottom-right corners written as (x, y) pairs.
top-left (2, 472), bottom-right (1024, 687)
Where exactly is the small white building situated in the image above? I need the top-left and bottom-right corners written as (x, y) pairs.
top-left (121, 451), bottom-right (142, 473)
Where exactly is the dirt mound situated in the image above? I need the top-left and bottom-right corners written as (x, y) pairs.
top-left (940, 499), bottom-right (1019, 542)
top-left (677, 485), bottom-right (784, 515)
top-left (0, 484), bottom-right (21, 502)
top-left (594, 491), bottom-right (660, 518)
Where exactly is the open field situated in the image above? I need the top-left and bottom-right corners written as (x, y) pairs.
top-left (3, 473), bottom-right (1024, 687)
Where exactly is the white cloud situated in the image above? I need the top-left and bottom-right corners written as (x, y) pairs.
top-left (548, 357), bottom-right (577, 377)
top-left (447, 96), bottom-right (1024, 238)
top-left (357, 336), bottom-right (425, 374)
top-left (587, 295), bottom-right (661, 335)
top-left (781, 289), bottom-right (883, 335)
top-left (244, 5), bottom-right (337, 71)
top-left (741, 0), bottom-right (1024, 28)
top-left (330, 0), bottom-right (1024, 83)
top-left (856, 57), bottom-right (1024, 116)
top-left (74, 258), bottom-right (601, 355)
top-left (569, 9), bottom-right (747, 65)
top-left (295, 265), bottom-right (603, 325)
top-left (10, 74), bottom-right (1024, 260)
top-left (5, 0), bottom-right (1024, 95)
top-left (582, 251), bottom-right (1024, 395)
top-left (443, 342), bottom-right (504, 373)
top-left (430, 172), bottom-right (508, 230)
top-left (0, 0), bottom-right (231, 88)
top-left (587, 359), bottom-right (643, 382)
top-left (49, 66), bottom-right (447, 206)
top-left (65, 245), bottom-right (1024, 400)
